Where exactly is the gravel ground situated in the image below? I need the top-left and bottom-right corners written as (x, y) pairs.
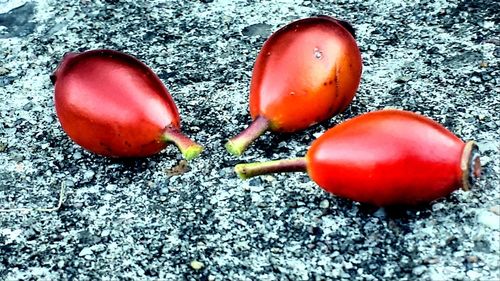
top-left (1, 0), bottom-right (499, 280)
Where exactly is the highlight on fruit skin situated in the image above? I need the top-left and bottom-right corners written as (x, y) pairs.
top-left (226, 15), bottom-right (363, 156)
top-left (234, 110), bottom-right (481, 206)
top-left (52, 49), bottom-right (203, 160)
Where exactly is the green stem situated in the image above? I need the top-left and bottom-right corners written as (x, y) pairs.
top-left (234, 157), bottom-right (307, 179)
top-left (225, 116), bottom-right (270, 156)
top-left (162, 127), bottom-right (203, 160)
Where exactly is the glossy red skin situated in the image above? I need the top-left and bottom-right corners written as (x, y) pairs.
top-left (250, 16), bottom-right (362, 132)
top-left (53, 50), bottom-right (180, 157)
top-left (306, 110), bottom-right (466, 206)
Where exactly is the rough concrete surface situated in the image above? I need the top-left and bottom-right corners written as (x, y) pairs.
top-left (0, 0), bottom-right (499, 280)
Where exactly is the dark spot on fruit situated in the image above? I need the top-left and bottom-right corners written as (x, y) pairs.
top-left (99, 141), bottom-right (113, 152)
top-left (323, 82), bottom-right (327, 86)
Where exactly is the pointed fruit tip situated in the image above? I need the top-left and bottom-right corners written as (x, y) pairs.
top-left (234, 164), bottom-right (250, 180)
top-left (225, 140), bottom-right (244, 156)
top-left (182, 144), bottom-right (203, 161)
top-left (225, 116), bottom-right (270, 157)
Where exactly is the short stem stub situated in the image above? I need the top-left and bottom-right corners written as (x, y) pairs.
top-left (162, 126), bottom-right (203, 160)
top-left (460, 141), bottom-right (481, 191)
top-left (51, 52), bottom-right (80, 84)
top-left (235, 157), bottom-right (307, 179)
top-left (225, 116), bottom-right (270, 156)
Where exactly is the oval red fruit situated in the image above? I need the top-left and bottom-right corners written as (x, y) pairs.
top-left (235, 110), bottom-right (481, 206)
top-left (306, 110), bottom-right (480, 206)
top-left (250, 16), bottom-right (362, 131)
top-left (226, 16), bottom-right (362, 156)
top-left (52, 49), bottom-right (202, 159)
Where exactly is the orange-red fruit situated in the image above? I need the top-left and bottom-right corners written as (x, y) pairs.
top-left (306, 110), bottom-right (480, 206)
top-left (52, 49), bottom-right (202, 159)
top-left (226, 16), bottom-right (362, 156)
top-left (250, 16), bottom-right (362, 131)
top-left (235, 110), bottom-right (481, 206)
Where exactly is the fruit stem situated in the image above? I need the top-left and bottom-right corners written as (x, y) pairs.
top-left (161, 127), bottom-right (203, 160)
top-left (50, 52), bottom-right (79, 84)
top-left (225, 116), bottom-right (270, 156)
top-left (460, 141), bottom-right (481, 191)
top-left (234, 157), bottom-right (307, 179)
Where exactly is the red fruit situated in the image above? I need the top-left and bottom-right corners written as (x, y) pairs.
top-left (235, 110), bottom-right (481, 206)
top-left (52, 49), bottom-right (203, 159)
top-left (226, 16), bottom-right (362, 156)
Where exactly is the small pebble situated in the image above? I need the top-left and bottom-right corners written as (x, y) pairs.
top-left (250, 185), bottom-right (264, 193)
top-left (79, 247), bottom-right (93, 257)
top-left (432, 202), bottom-right (445, 211)
top-left (423, 257), bottom-right (440, 265)
top-left (470, 76), bottom-right (481, 83)
top-left (395, 76), bottom-right (411, 83)
top-left (263, 175), bottom-right (276, 182)
top-left (373, 208), bottom-right (387, 218)
top-left (105, 184), bottom-right (117, 192)
top-left (319, 199), bottom-right (330, 209)
top-left (190, 260), bottom-right (204, 270)
top-left (22, 102), bottom-right (33, 111)
top-left (466, 255), bottom-right (479, 263)
top-left (277, 141), bottom-right (287, 148)
top-left (271, 247), bottom-right (282, 253)
top-left (12, 154), bottom-right (25, 161)
top-left (83, 170), bottom-right (95, 181)
top-left (467, 270), bottom-right (482, 280)
top-left (412, 265), bottom-right (427, 276)
top-left (159, 187), bottom-right (169, 195)
top-left (313, 132), bottom-right (324, 139)
top-left (234, 218), bottom-right (247, 226)
top-left (73, 151), bottom-right (82, 160)
top-left (477, 210), bottom-right (500, 230)
top-left (248, 178), bottom-right (262, 186)
top-left (479, 156), bottom-right (491, 165)
top-left (64, 180), bottom-right (75, 187)
top-left (0, 67), bottom-right (9, 76)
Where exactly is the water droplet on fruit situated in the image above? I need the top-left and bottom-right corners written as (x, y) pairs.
top-left (290, 91), bottom-right (295, 95)
top-left (266, 52), bottom-right (271, 56)
top-left (314, 48), bottom-right (323, 59)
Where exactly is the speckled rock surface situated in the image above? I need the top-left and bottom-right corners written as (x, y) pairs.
top-left (0, 0), bottom-right (499, 280)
